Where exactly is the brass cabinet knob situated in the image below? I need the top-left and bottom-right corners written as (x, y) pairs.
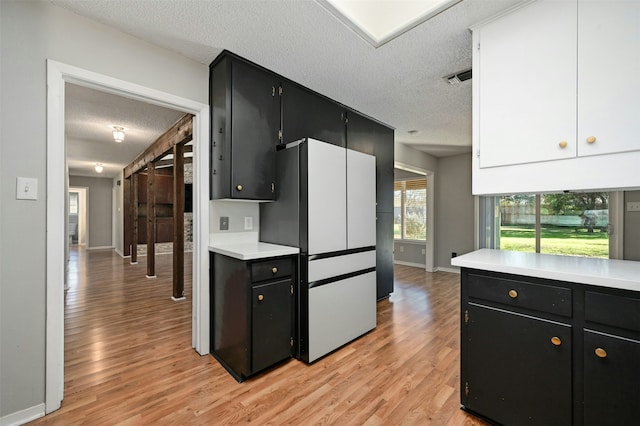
top-left (272, 267), bottom-right (278, 274)
top-left (258, 294), bottom-right (264, 301)
top-left (559, 141), bottom-right (568, 149)
top-left (551, 336), bottom-right (562, 346)
top-left (236, 184), bottom-right (243, 191)
top-left (508, 289), bottom-right (518, 299)
top-left (595, 347), bottom-right (607, 358)
top-left (586, 136), bottom-right (597, 144)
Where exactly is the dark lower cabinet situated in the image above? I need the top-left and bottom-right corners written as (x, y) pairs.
top-left (375, 212), bottom-right (394, 300)
top-left (465, 304), bottom-right (572, 426)
top-left (210, 253), bottom-right (294, 381)
top-left (461, 268), bottom-right (640, 426)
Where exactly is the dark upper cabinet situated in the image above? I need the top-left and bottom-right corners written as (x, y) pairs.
top-left (281, 81), bottom-right (346, 147)
top-left (346, 111), bottom-right (394, 213)
top-left (210, 56), bottom-right (279, 200)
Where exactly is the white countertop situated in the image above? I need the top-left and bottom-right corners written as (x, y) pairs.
top-left (209, 232), bottom-right (299, 260)
top-left (451, 249), bottom-right (640, 292)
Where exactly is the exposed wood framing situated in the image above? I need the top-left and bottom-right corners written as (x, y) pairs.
top-left (123, 177), bottom-right (131, 257)
top-left (131, 173), bottom-right (139, 264)
top-left (172, 143), bottom-right (185, 299)
top-left (146, 162), bottom-right (156, 277)
top-left (123, 114), bottom-right (193, 179)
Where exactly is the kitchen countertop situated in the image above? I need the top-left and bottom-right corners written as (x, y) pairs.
top-left (209, 232), bottom-right (299, 260)
top-left (451, 249), bottom-right (640, 292)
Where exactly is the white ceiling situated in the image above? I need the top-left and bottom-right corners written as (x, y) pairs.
top-left (55, 0), bottom-right (522, 172)
top-left (65, 83), bottom-right (185, 178)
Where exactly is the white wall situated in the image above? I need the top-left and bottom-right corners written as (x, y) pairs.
top-left (0, 0), bottom-right (207, 419)
top-left (69, 176), bottom-right (113, 248)
top-left (210, 200), bottom-right (260, 234)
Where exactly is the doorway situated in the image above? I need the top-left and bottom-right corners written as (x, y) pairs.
top-left (68, 187), bottom-right (87, 246)
top-left (393, 162), bottom-right (435, 272)
top-left (46, 60), bottom-right (210, 413)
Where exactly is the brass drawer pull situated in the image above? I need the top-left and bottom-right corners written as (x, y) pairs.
top-left (551, 336), bottom-right (562, 346)
top-left (257, 294), bottom-right (264, 301)
top-left (236, 184), bottom-right (243, 191)
top-left (559, 141), bottom-right (568, 148)
top-left (508, 289), bottom-right (518, 299)
top-left (272, 267), bottom-right (278, 274)
top-left (586, 136), bottom-right (597, 144)
top-left (595, 347), bottom-right (607, 358)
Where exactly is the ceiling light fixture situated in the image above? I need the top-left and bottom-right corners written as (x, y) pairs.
top-left (112, 126), bottom-right (125, 143)
top-left (94, 163), bottom-right (104, 173)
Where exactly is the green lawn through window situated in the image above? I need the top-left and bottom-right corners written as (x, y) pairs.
top-left (500, 225), bottom-right (608, 258)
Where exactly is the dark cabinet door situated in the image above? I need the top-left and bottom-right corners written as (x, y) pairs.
top-left (281, 82), bottom-right (346, 147)
top-left (230, 59), bottom-right (280, 200)
top-left (583, 330), bottom-right (640, 426)
top-left (346, 111), bottom-right (394, 213)
top-left (252, 279), bottom-right (292, 373)
top-left (464, 304), bottom-right (572, 426)
top-left (376, 212), bottom-right (394, 300)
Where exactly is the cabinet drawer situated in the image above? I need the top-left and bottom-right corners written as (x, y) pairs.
top-left (585, 291), bottom-right (640, 332)
top-left (251, 258), bottom-right (293, 282)
top-left (467, 273), bottom-right (572, 317)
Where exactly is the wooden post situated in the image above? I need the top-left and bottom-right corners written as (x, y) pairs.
top-left (131, 173), bottom-right (139, 265)
top-left (172, 143), bottom-right (185, 300)
top-left (146, 164), bottom-right (156, 278)
top-left (123, 177), bottom-right (131, 257)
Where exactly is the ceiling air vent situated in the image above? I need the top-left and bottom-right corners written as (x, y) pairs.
top-left (444, 68), bottom-right (472, 85)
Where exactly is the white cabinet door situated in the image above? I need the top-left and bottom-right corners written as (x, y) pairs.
top-left (477, 0), bottom-right (577, 168)
top-left (307, 139), bottom-right (346, 254)
top-left (577, 0), bottom-right (640, 157)
top-left (347, 149), bottom-right (376, 249)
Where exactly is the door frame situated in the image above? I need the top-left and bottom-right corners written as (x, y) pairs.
top-left (393, 161), bottom-right (435, 272)
top-left (46, 60), bottom-right (210, 413)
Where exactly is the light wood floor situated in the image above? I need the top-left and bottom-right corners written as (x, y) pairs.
top-left (30, 248), bottom-right (487, 425)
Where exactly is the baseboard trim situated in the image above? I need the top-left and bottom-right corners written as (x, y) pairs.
top-left (393, 260), bottom-right (426, 269)
top-left (171, 296), bottom-right (187, 302)
top-left (0, 403), bottom-right (45, 426)
top-left (146, 275), bottom-right (157, 279)
top-left (114, 248), bottom-right (129, 258)
top-left (87, 245), bottom-right (114, 250)
top-left (436, 266), bottom-right (460, 274)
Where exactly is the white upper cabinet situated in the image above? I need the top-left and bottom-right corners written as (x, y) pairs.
top-left (577, 1), bottom-right (640, 157)
top-left (472, 0), bottom-right (640, 194)
top-left (477, 0), bottom-right (577, 168)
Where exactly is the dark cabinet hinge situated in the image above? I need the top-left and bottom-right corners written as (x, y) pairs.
top-left (290, 337), bottom-right (294, 347)
top-left (271, 183), bottom-right (275, 193)
top-left (465, 382), bottom-right (470, 397)
top-left (464, 309), bottom-right (469, 325)
top-left (290, 284), bottom-right (293, 295)
top-left (279, 86), bottom-right (283, 96)
top-left (278, 129), bottom-right (282, 141)
top-left (271, 86), bottom-right (275, 97)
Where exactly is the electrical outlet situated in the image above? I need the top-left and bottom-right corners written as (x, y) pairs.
top-left (244, 216), bottom-right (253, 230)
top-left (421, 248), bottom-right (426, 255)
top-left (627, 202), bottom-right (640, 212)
top-left (399, 246), bottom-right (404, 252)
top-left (220, 216), bottom-right (229, 231)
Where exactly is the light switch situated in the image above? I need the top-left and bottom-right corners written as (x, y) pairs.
top-left (627, 202), bottom-right (640, 212)
top-left (16, 177), bottom-right (38, 200)
top-left (244, 216), bottom-right (253, 230)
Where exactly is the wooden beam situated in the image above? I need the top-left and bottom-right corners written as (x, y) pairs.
top-left (131, 173), bottom-right (139, 264)
top-left (146, 163), bottom-right (156, 277)
top-left (123, 177), bottom-right (131, 257)
top-left (172, 143), bottom-right (185, 300)
top-left (123, 114), bottom-right (193, 179)
top-left (154, 156), bottom-right (193, 169)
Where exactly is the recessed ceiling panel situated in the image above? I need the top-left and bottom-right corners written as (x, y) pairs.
top-left (317, 0), bottom-right (463, 47)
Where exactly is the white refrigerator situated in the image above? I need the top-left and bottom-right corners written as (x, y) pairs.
top-left (261, 138), bottom-right (377, 362)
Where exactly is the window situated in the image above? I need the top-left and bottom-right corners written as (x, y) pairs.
top-left (496, 192), bottom-right (609, 258)
top-left (394, 178), bottom-right (427, 240)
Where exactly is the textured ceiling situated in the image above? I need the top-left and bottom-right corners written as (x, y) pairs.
top-left (65, 83), bottom-right (185, 178)
top-left (55, 0), bottom-right (522, 167)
